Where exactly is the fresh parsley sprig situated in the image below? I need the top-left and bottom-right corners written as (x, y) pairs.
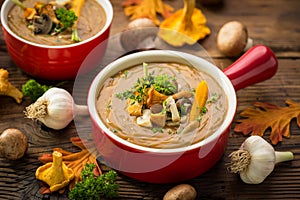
top-left (115, 63), bottom-right (177, 104)
top-left (54, 8), bottom-right (77, 33)
top-left (68, 163), bottom-right (119, 200)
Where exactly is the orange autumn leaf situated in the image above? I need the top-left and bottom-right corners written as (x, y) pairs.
top-left (234, 99), bottom-right (300, 145)
top-left (122, 0), bottom-right (174, 25)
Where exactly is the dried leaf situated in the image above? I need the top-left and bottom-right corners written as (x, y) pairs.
top-left (234, 99), bottom-right (300, 145)
top-left (38, 137), bottom-right (101, 193)
top-left (122, 0), bottom-right (173, 25)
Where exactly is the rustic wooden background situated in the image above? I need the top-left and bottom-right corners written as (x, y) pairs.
top-left (0, 0), bottom-right (300, 199)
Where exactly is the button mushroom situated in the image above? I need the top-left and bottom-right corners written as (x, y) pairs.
top-left (163, 184), bottom-right (197, 200)
top-left (165, 96), bottom-right (180, 123)
top-left (120, 18), bottom-right (158, 51)
top-left (38, 3), bottom-right (60, 25)
top-left (176, 98), bottom-right (192, 115)
top-left (150, 104), bottom-right (167, 127)
top-left (32, 14), bottom-right (53, 34)
top-left (0, 128), bottom-right (28, 160)
top-left (137, 109), bottom-right (152, 127)
top-left (217, 21), bottom-right (253, 57)
top-left (172, 90), bottom-right (192, 100)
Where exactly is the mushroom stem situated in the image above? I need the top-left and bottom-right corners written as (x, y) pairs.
top-left (244, 38), bottom-right (253, 51)
top-left (183, 0), bottom-right (194, 25)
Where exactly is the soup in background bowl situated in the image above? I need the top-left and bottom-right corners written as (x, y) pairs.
top-left (88, 46), bottom-right (277, 183)
top-left (0, 0), bottom-right (113, 80)
top-left (7, 0), bottom-right (106, 45)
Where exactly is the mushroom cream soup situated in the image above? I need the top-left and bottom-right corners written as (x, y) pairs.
top-left (96, 63), bottom-right (227, 149)
top-left (7, 0), bottom-right (106, 45)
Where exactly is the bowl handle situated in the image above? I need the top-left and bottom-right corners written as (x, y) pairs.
top-left (223, 45), bottom-right (278, 91)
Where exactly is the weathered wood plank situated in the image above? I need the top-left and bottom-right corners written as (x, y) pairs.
top-left (0, 0), bottom-right (299, 199)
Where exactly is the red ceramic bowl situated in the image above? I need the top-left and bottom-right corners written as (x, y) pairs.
top-left (88, 45), bottom-right (278, 184)
top-left (0, 0), bottom-right (113, 80)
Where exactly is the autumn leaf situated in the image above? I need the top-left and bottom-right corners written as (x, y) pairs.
top-left (234, 99), bottom-right (300, 145)
top-left (122, 0), bottom-right (174, 25)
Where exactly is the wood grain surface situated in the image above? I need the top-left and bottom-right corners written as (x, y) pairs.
top-left (0, 0), bottom-right (300, 199)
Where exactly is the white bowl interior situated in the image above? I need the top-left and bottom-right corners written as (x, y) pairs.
top-left (88, 50), bottom-right (237, 153)
top-left (0, 0), bottom-right (113, 48)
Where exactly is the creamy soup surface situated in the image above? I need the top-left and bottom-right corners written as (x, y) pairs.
top-left (7, 0), bottom-right (106, 45)
top-left (96, 62), bottom-right (228, 149)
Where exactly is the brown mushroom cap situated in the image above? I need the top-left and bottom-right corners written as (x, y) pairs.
top-left (120, 18), bottom-right (157, 51)
top-left (217, 21), bottom-right (248, 57)
top-left (0, 128), bottom-right (28, 160)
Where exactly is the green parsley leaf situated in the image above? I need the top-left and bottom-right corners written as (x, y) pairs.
top-left (55, 8), bottom-right (77, 32)
top-left (69, 163), bottom-right (119, 200)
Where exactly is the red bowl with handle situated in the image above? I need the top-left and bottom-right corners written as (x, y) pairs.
top-left (87, 45), bottom-right (278, 184)
top-left (0, 0), bottom-right (113, 80)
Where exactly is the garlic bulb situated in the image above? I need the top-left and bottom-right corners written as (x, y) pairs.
top-left (25, 87), bottom-right (88, 130)
top-left (229, 135), bottom-right (294, 184)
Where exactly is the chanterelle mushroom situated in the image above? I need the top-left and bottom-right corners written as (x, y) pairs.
top-left (217, 21), bottom-right (253, 57)
top-left (158, 0), bottom-right (210, 46)
top-left (146, 86), bottom-right (168, 108)
top-left (0, 68), bottom-right (23, 103)
top-left (36, 151), bottom-right (74, 193)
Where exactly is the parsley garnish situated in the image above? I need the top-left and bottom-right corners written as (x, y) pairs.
top-left (115, 63), bottom-right (177, 105)
top-left (69, 163), bottom-right (119, 200)
top-left (152, 127), bottom-right (163, 133)
top-left (197, 106), bottom-right (208, 122)
top-left (54, 8), bottom-right (77, 33)
top-left (154, 74), bottom-right (177, 95)
top-left (207, 93), bottom-right (219, 104)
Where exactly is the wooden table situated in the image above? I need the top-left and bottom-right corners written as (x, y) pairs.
top-left (1, 0), bottom-right (300, 199)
